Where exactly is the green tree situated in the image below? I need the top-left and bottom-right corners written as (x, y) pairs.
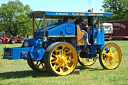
top-left (102, 0), bottom-right (128, 21)
top-left (0, 0), bottom-right (32, 37)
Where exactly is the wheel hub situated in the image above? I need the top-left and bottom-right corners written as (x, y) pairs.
top-left (108, 53), bottom-right (114, 61)
top-left (57, 54), bottom-right (67, 64)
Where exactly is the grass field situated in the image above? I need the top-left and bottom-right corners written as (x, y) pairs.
top-left (0, 41), bottom-right (128, 85)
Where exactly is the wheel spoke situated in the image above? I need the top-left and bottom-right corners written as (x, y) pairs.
top-left (55, 49), bottom-right (59, 55)
top-left (68, 58), bottom-right (74, 61)
top-left (68, 61), bottom-right (73, 67)
top-left (62, 64), bottom-right (66, 72)
top-left (62, 45), bottom-right (66, 53)
top-left (113, 50), bottom-right (117, 55)
top-left (64, 49), bottom-right (66, 54)
top-left (65, 65), bottom-right (70, 70)
top-left (36, 61), bottom-right (39, 66)
top-left (55, 64), bottom-right (61, 70)
top-left (37, 62), bottom-right (42, 67)
top-left (109, 61), bottom-right (113, 69)
top-left (86, 58), bottom-right (89, 62)
top-left (109, 46), bottom-right (112, 52)
top-left (42, 64), bottom-right (45, 68)
top-left (51, 61), bottom-right (58, 64)
top-left (66, 56), bottom-right (70, 59)
top-left (112, 50), bottom-right (119, 63)
top-left (51, 56), bottom-right (55, 60)
top-left (52, 54), bottom-right (57, 57)
top-left (113, 57), bottom-right (119, 63)
top-left (58, 47), bottom-right (63, 54)
top-left (103, 52), bottom-right (108, 56)
top-left (85, 58), bottom-right (89, 64)
top-left (66, 50), bottom-right (72, 55)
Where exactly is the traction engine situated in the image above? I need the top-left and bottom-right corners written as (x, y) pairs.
top-left (2, 11), bottom-right (122, 76)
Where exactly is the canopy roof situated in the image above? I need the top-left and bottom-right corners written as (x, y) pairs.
top-left (28, 11), bottom-right (112, 18)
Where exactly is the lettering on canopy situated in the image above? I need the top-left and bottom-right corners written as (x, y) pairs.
top-left (55, 12), bottom-right (104, 16)
top-left (56, 12), bottom-right (86, 16)
top-left (89, 13), bottom-right (103, 16)
top-left (56, 12), bottom-right (68, 15)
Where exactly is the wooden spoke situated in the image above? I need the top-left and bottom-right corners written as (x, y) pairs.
top-left (66, 50), bottom-right (72, 55)
top-left (103, 52), bottom-right (108, 56)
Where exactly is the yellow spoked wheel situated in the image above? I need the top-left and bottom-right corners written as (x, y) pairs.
top-left (99, 43), bottom-right (122, 69)
top-left (78, 50), bottom-right (97, 66)
top-left (44, 42), bottom-right (78, 76)
top-left (27, 59), bottom-right (46, 72)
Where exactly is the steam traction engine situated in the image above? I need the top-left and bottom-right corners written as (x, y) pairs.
top-left (3, 11), bottom-right (122, 76)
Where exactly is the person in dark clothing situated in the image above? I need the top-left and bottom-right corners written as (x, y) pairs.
top-left (75, 18), bottom-right (88, 29)
top-left (63, 17), bottom-right (68, 22)
top-left (75, 18), bottom-right (91, 45)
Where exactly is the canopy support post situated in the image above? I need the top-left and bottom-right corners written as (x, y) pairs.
top-left (98, 17), bottom-right (101, 32)
top-left (32, 16), bottom-right (35, 37)
top-left (43, 13), bottom-right (46, 37)
top-left (43, 13), bottom-right (47, 47)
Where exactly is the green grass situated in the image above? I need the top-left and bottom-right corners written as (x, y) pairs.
top-left (0, 41), bottom-right (128, 85)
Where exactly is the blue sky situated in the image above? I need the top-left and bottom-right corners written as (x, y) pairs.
top-left (0, 0), bottom-right (104, 12)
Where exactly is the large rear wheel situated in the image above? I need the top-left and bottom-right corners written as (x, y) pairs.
top-left (99, 43), bottom-right (122, 69)
top-left (78, 50), bottom-right (97, 66)
top-left (44, 42), bottom-right (78, 76)
top-left (27, 59), bottom-right (46, 72)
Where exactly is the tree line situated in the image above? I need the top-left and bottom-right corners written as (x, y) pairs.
top-left (0, 0), bottom-right (33, 37)
top-left (0, 0), bottom-right (128, 37)
top-left (102, 0), bottom-right (128, 21)
top-left (0, 0), bottom-right (58, 37)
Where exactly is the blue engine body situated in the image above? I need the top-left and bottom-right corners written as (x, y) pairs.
top-left (34, 22), bottom-right (75, 38)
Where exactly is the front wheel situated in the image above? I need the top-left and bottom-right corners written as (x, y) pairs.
top-left (99, 43), bottom-right (122, 69)
top-left (44, 42), bottom-right (78, 76)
